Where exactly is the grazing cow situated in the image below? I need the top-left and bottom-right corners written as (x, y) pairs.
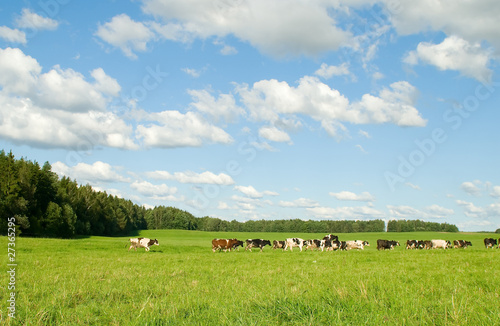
top-left (339, 241), bottom-right (348, 251)
top-left (304, 239), bottom-right (327, 251)
top-left (212, 238), bottom-right (242, 252)
top-left (406, 240), bottom-right (420, 250)
top-left (324, 240), bottom-right (342, 251)
top-left (245, 239), bottom-right (271, 252)
top-left (423, 240), bottom-right (433, 250)
top-left (453, 240), bottom-right (472, 249)
top-left (128, 238), bottom-right (159, 252)
top-left (378, 239), bottom-right (399, 250)
top-left (323, 234), bottom-right (339, 242)
top-left (345, 240), bottom-right (369, 250)
top-left (431, 239), bottom-right (451, 249)
top-left (273, 240), bottom-right (286, 250)
top-left (484, 238), bottom-right (498, 248)
top-left (284, 238), bottom-right (306, 251)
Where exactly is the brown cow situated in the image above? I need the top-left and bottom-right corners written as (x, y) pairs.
top-left (212, 238), bottom-right (242, 252)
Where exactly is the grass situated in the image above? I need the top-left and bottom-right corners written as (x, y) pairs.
top-left (1, 230), bottom-right (499, 325)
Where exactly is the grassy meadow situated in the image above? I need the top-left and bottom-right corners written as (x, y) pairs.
top-left (1, 230), bottom-right (499, 325)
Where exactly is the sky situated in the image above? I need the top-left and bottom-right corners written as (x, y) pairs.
top-left (0, 0), bottom-right (499, 231)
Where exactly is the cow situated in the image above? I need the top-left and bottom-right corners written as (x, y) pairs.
top-left (128, 238), bottom-right (159, 252)
top-left (304, 239), bottom-right (326, 251)
top-left (423, 240), bottom-right (433, 250)
top-left (339, 241), bottom-right (348, 251)
top-left (484, 238), bottom-right (498, 248)
top-left (453, 240), bottom-right (472, 249)
top-left (324, 239), bottom-right (342, 251)
top-left (345, 240), bottom-right (369, 250)
top-left (406, 240), bottom-right (420, 250)
top-left (323, 234), bottom-right (339, 242)
top-left (245, 239), bottom-right (271, 252)
top-left (272, 240), bottom-right (286, 250)
top-left (212, 238), bottom-right (242, 252)
top-left (377, 239), bottom-right (399, 250)
top-left (284, 238), bottom-right (306, 251)
top-left (431, 239), bottom-right (451, 249)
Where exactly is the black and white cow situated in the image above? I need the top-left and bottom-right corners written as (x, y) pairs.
top-left (323, 234), bottom-right (339, 242)
top-left (272, 240), bottom-right (286, 250)
top-left (284, 238), bottom-right (306, 252)
top-left (453, 240), bottom-right (472, 248)
top-left (304, 239), bottom-right (327, 251)
top-left (245, 239), bottom-right (271, 252)
top-left (324, 239), bottom-right (342, 251)
top-left (484, 238), bottom-right (498, 248)
top-left (128, 238), bottom-right (159, 251)
top-left (406, 240), bottom-right (422, 250)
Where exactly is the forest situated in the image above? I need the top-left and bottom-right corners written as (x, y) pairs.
top-left (0, 150), bottom-right (458, 238)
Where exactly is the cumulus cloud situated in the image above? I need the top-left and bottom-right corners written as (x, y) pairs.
top-left (456, 200), bottom-right (500, 219)
top-left (0, 47), bottom-right (137, 150)
top-left (95, 14), bottom-right (155, 59)
top-left (258, 125), bottom-right (291, 143)
top-left (130, 180), bottom-right (177, 197)
top-left (329, 191), bottom-right (375, 202)
top-left (145, 170), bottom-right (235, 185)
top-left (234, 185), bottom-right (278, 198)
top-left (461, 181), bottom-right (482, 196)
top-left (0, 26), bottom-right (26, 44)
top-left (404, 36), bottom-right (493, 82)
top-left (141, 0), bottom-right (350, 57)
top-left (135, 110), bottom-right (233, 148)
top-left (15, 8), bottom-right (59, 30)
top-left (237, 76), bottom-right (426, 140)
top-left (279, 198), bottom-right (319, 208)
top-left (387, 204), bottom-right (454, 219)
top-left (314, 62), bottom-right (351, 79)
top-left (52, 161), bottom-right (130, 184)
top-left (187, 89), bottom-right (244, 123)
top-left (386, 0), bottom-right (500, 51)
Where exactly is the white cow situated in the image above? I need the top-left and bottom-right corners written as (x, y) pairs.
top-left (431, 239), bottom-right (451, 249)
top-left (284, 238), bottom-right (306, 252)
top-left (128, 238), bottom-right (159, 251)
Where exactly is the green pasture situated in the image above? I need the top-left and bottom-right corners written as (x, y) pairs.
top-left (1, 230), bottom-right (499, 325)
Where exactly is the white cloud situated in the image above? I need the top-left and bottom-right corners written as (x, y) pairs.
top-left (404, 36), bottom-right (492, 82)
top-left (405, 182), bottom-right (421, 191)
top-left (234, 185), bottom-right (278, 198)
top-left (278, 198), bottom-right (319, 208)
top-left (456, 200), bottom-right (500, 220)
top-left (95, 14), bottom-right (155, 59)
top-left (182, 68), bottom-right (201, 78)
top-left (15, 8), bottom-right (59, 30)
top-left (141, 0), bottom-right (351, 57)
top-left (237, 76), bottom-right (426, 140)
top-left (135, 110), bottom-right (233, 148)
top-left (188, 89), bottom-right (244, 123)
top-left (358, 130), bottom-right (371, 138)
top-left (145, 170), bottom-right (235, 185)
top-left (52, 161), bottom-right (130, 184)
top-left (387, 204), bottom-right (454, 219)
top-left (0, 48), bottom-right (136, 150)
top-left (490, 186), bottom-right (500, 198)
top-left (130, 180), bottom-right (177, 197)
top-left (314, 62), bottom-right (351, 79)
top-left (386, 0), bottom-right (500, 51)
top-left (258, 125), bottom-right (291, 143)
top-left (461, 181), bottom-right (482, 196)
top-left (329, 191), bottom-right (375, 202)
top-left (0, 26), bottom-right (26, 44)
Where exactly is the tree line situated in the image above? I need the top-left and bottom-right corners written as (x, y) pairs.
top-left (0, 150), bottom-right (458, 238)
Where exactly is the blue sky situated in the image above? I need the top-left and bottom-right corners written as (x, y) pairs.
top-left (1, 0), bottom-right (499, 231)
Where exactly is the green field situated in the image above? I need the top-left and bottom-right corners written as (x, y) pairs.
top-left (1, 230), bottom-right (499, 325)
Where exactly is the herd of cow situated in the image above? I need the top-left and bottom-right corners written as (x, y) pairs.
top-left (210, 235), bottom-right (500, 252)
top-left (125, 236), bottom-right (500, 252)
